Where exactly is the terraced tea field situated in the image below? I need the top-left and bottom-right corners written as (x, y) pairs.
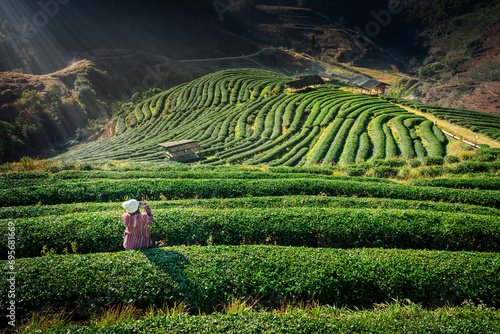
top-left (1, 164), bottom-right (500, 332)
top-left (392, 97), bottom-right (500, 143)
top-left (58, 69), bottom-right (463, 165)
top-left (3, 68), bottom-right (500, 331)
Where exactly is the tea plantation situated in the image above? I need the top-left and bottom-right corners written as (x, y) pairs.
top-left (2, 69), bottom-right (500, 332)
top-left (57, 69), bottom-right (458, 165)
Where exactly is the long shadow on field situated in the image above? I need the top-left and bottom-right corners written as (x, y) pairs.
top-left (141, 248), bottom-right (202, 308)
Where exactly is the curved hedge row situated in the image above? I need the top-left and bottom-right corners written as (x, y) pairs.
top-left (3, 206), bottom-right (499, 259)
top-left (408, 177), bottom-right (500, 190)
top-left (3, 178), bottom-right (499, 208)
top-left (2, 194), bottom-right (498, 219)
top-left (420, 120), bottom-right (445, 158)
top-left (2, 246), bottom-right (499, 318)
top-left (399, 98), bottom-right (500, 142)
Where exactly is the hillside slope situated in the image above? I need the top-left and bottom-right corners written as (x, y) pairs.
top-left (57, 69), bottom-right (499, 165)
top-left (223, 1), bottom-right (500, 115)
top-left (404, 3), bottom-right (500, 114)
top-left (0, 50), bottom-right (209, 161)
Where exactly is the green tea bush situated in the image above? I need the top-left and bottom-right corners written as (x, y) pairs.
top-left (383, 123), bottom-right (398, 158)
top-left (343, 166), bottom-right (366, 177)
top-left (3, 195), bottom-right (499, 220)
top-left (409, 177), bottom-right (500, 190)
top-left (450, 161), bottom-right (500, 174)
top-left (392, 116), bottom-right (415, 159)
top-left (423, 156), bottom-right (445, 166)
top-left (2, 246), bottom-right (499, 318)
top-left (0, 171), bottom-right (49, 179)
top-left (3, 177), bottom-right (499, 208)
top-left (308, 118), bottom-right (343, 165)
top-left (445, 155), bottom-right (460, 164)
top-left (45, 165), bottom-right (62, 173)
top-left (4, 206), bottom-right (499, 259)
top-left (478, 154), bottom-right (496, 162)
top-left (370, 166), bottom-right (399, 178)
top-left (410, 159), bottom-right (422, 168)
top-left (385, 158), bottom-right (407, 168)
top-left (417, 166), bottom-right (445, 178)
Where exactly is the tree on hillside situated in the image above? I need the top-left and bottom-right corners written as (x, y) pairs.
top-left (0, 121), bottom-right (21, 162)
top-left (74, 66), bottom-right (111, 119)
top-left (13, 90), bottom-right (51, 150)
top-left (130, 88), bottom-right (163, 104)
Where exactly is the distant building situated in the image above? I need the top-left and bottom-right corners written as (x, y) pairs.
top-left (347, 76), bottom-right (389, 95)
top-left (158, 140), bottom-right (202, 162)
top-left (284, 75), bottom-right (325, 92)
top-left (318, 71), bottom-right (332, 80)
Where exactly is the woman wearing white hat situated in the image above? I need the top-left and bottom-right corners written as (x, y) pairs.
top-left (121, 199), bottom-right (154, 250)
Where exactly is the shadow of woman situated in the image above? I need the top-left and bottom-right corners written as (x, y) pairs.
top-left (141, 248), bottom-right (202, 310)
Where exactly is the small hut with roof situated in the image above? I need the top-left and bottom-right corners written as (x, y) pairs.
top-left (158, 140), bottom-right (202, 162)
top-left (284, 75), bottom-right (325, 92)
top-left (347, 76), bottom-right (389, 95)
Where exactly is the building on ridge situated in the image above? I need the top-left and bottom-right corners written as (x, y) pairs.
top-left (347, 76), bottom-right (389, 95)
top-left (284, 75), bottom-right (325, 92)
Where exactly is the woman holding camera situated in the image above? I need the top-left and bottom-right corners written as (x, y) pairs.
top-left (121, 199), bottom-right (154, 250)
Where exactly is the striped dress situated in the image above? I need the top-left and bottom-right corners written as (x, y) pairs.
top-left (122, 204), bottom-right (154, 250)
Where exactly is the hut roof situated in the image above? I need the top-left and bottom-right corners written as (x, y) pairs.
top-left (158, 140), bottom-right (201, 150)
top-left (158, 140), bottom-right (202, 162)
top-left (284, 75), bottom-right (324, 90)
top-left (347, 76), bottom-right (387, 90)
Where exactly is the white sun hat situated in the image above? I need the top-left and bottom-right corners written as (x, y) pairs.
top-left (122, 199), bottom-right (139, 214)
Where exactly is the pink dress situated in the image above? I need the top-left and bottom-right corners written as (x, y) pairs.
top-left (122, 204), bottom-right (154, 250)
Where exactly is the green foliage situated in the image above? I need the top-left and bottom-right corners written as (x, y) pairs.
top-left (370, 166), bottom-right (399, 178)
top-left (4, 176), bottom-right (499, 208)
top-left (0, 121), bottom-right (18, 161)
top-left (465, 37), bottom-right (484, 53)
top-left (419, 66), bottom-right (436, 77)
top-left (12, 90), bottom-right (52, 149)
top-left (2, 246), bottom-right (499, 318)
top-left (5, 205), bottom-right (499, 259)
top-left (41, 304), bottom-right (500, 334)
top-left (420, 121), bottom-right (445, 158)
top-left (477, 148), bottom-right (500, 160)
top-left (449, 160), bottom-right (500, 174)
top-left (3, 194), bottom-right (498, 220)
top-left (384, 158), bottom-right (408, 168)
top-left (397, 100), bottom-right (500, 142)
top-left (55, 68), bottom-right (460, 165)
top-left (445, 155), bottom-right (461, 164)
top-left (343, 166), bottom-right (366, 177)
top-left (130, 88), bottom-right (163, 104)
top-left (423, 156), bottom-right (445, 166)
top-left (13, 90), bottom-right (47, 114)
top-left (409, 176), bottom-right (500, 190)
top-left (392, 116), bottom-right (415, 159)
top-left (75, 66), bottom-right (111, 118)
top-left (410, 159), bottom-right (422, 168)
top-left (0, 168), bottom-right (395, 192)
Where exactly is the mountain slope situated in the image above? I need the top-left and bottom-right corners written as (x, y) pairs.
top-left (0, 50), bottom-right (210, 161)
top-left (57, 69), bottom-right (476, 165)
